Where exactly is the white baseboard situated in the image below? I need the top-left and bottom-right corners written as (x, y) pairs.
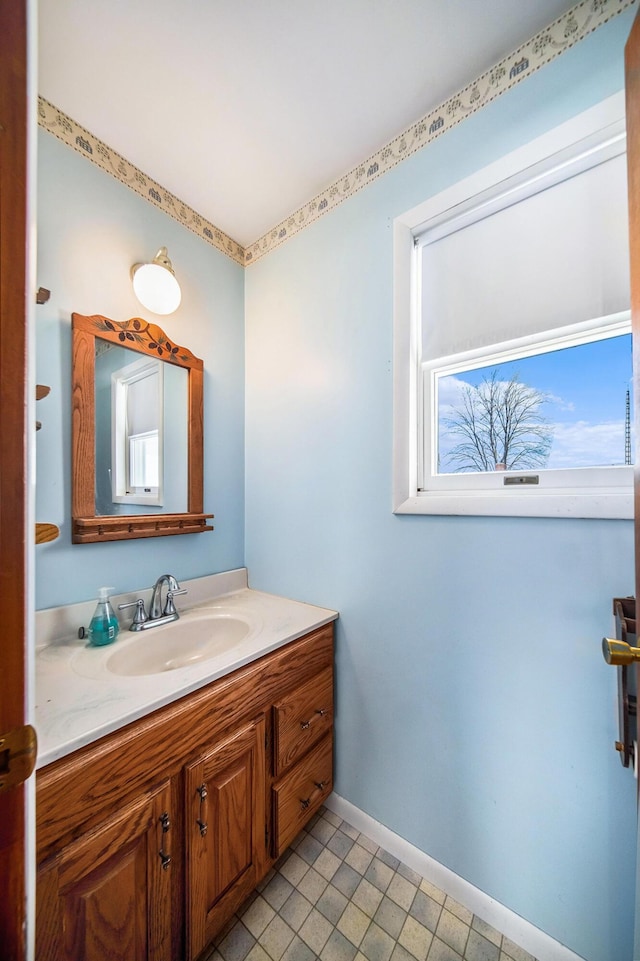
top-left (324, 793), bottom-right (585, 961)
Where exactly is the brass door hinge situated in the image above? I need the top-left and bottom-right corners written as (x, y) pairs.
top-left (0, 725), bottom-right (37, 792)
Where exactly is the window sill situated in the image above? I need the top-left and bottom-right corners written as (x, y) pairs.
top-left (393, 489), bottom-right (632, 519)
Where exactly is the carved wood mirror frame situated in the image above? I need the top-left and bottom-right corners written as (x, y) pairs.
top-left (71, 312), bottom-right (213, 543)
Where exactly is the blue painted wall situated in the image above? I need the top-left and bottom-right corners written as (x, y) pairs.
top-left (35, 131), bottom-right (245, 609)
top-left (245, 12), bottom-right (637, 961)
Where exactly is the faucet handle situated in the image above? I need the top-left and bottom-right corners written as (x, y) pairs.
top-left (164, 588), bottom-right (187, 617)
top-left (118, 598), bottom-right (148, 625)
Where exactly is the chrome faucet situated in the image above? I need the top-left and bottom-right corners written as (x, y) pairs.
top-left (150, 573), bottom-right (182, 619)
top-left (119, 574), bottom-right (187, 631)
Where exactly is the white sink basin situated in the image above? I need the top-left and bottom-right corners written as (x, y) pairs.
top-left (106, 611), bottom-right (252, 676)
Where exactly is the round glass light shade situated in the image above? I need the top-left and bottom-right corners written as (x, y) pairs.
top-left (132, 261), bottom-right (182, 315)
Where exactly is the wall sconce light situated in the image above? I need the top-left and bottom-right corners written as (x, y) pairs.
top-left (131, 247), bottom-right (182, 315)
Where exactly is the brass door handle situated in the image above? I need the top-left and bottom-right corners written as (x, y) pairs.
top-left (602, 637), bottom-right (640, 665)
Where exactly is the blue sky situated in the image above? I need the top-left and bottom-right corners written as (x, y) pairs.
top-left (437, 333), bottom-right (633, 472)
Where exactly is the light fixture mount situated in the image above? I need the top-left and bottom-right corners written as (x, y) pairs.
top-left (131, 246), bottom-right (182, 315)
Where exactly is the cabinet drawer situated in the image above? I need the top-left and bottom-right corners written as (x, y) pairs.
top-left (272, 734), bottom-right (333, 856)
top-left (273, 666), bottom-right (333, 776)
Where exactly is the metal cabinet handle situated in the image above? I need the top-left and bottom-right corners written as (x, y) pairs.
top-left (196, 782), bottom-right (208, 836)
top-left (300, 779), bottom-right (328, 811)
top-left (158, 810), bottom-right (171, 870)
top-left (300, 707), bottom-right (328, 730)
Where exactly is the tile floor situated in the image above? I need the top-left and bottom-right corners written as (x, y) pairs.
top-left (204, 807), bottom-right (537, 961)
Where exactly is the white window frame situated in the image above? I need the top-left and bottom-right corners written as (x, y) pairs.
top-left (392, 91), bottom-right (632, 519)
top-left (111, 357), bottom-right (164, 506)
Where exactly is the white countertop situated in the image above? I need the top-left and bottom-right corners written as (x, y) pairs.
top-left (35, 569), bottom-right (337, 768)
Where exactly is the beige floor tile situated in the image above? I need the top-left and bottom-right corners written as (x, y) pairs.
top-left (359, 922), bottom-right (396, 961)
top-left (337, 901), bottom-right (372, 948)
top-left (419, 879), bottom-right (446, 906)
top-left (434, 910), bottom-right (469, 956)
top-left (280, 890), bottom-right (314, 932)
top-left (297, 866), bottom-right (329, 904)
top-left (299, 907), bottom-right (334, 955)
top-left (425, 937), bottom-right (463, 961)
top-left (471, 916), bottom-right (502, 948)
top-left (210, 817), bottom-right (524, 961)
top-left (465, 930), bottom-right (500, 961)
top-left (346, 843), bottom-right (375, 874)
top-left (245, 947), bottom-right (272, 961)
top-left (324, 809), bottom-right (343, 827)
top-left (321, 929), bottom-right (359, 961)
top-left (443, 897), bottom-right (472, 927)
top-left (242, 897), bottom-right (277, 938)
top-left (352, 878), bottom-right (385, 918)
top-left (386, 874), bottom-right (418, 912)
top-left (280, 853), bottom-right (309, 887)
top-left (500, 939), bottom-right (537, 961)
top-left (260, 916), bottom-right (296, 961)
top-left (316, 848), bottom-right (343, 881)
top-left (398, 916), bottom-right (433, 961)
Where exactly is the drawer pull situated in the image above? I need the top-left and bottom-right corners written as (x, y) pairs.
top-left (158, 809), bottom-right (172, 869)
top-left (196, 781), bottom-right (208, 837)
top-left (300, 779), bottom-right (328, 811)
top-left (300, 708), bottom-right (328, 730)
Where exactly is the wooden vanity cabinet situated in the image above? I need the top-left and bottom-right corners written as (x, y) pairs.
top-left (185, 715), bottom-right (266, 960)
top-left (36, 780), bottom-right (173, 961)
top-left (36, 623), bottom-right (334, 961)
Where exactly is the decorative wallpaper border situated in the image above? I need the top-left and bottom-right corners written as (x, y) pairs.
top-left (37, 97), bottom-right (245, 266)
top-left (245, 0), bottom-right (635, 264)
top-left (38, 0), bottom-right (634, 268)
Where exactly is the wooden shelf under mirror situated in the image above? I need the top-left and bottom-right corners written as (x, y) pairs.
top-left (71, 313), bottom-right (213, 543)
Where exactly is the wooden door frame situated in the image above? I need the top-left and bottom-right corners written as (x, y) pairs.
top-left (627, 0), bottom-right (640, 686)
top-left (0, 0), bottom-right (31, 957)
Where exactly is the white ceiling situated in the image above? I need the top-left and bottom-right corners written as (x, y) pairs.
top-left (39, 0), bottom-right (580, 249)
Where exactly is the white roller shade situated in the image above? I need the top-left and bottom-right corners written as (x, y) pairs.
top-left (420, 151), bottom-right (630, 360)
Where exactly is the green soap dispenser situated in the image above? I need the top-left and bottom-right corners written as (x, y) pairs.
top-left (88, 587), bottom-right (120, 647)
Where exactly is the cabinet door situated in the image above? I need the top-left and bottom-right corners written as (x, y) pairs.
top-left (185, 716), bottom-right (266, 960)
top-left (36, 780), bottom-right (172, 961)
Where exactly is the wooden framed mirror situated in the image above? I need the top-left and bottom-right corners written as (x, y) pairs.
top-left (71, 312), bottom-right (213, 543)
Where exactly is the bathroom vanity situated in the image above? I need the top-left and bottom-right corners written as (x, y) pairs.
top-left (34, 573), bottom-right (337, 960)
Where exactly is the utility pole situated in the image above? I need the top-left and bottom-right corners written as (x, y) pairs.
top-left (625, 388), bottom-right (632, 465)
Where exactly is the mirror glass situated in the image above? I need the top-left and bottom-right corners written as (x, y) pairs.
top-left (94, 340), bottom-right (188, 514)
top-left (72, 312), bottom-right (213, 543)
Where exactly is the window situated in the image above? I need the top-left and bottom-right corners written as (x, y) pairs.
top-left (393, 93), bottom-right (632, 518)
top-left (111, 357), bottom-right (164, 506)
top-left (128, 429), bottom-right (160, 491)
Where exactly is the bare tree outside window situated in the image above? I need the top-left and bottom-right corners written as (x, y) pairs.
top-left (441, 368), bottom-right (554, 473)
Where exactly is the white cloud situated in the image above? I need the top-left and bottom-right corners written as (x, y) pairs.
top-left (547, 420), bottom-right (629, 468)
top-left (437, 375), bottom-right (471, 408)
top-left (545, 392), bottom-right (575, 413)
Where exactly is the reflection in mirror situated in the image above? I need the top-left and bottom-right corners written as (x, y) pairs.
top-left (94, 342), bottom-right (188, 514)
top-left (72, 313), bottom-right (213, 543)
top-left (111, 356), bottom-right (164, 507)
